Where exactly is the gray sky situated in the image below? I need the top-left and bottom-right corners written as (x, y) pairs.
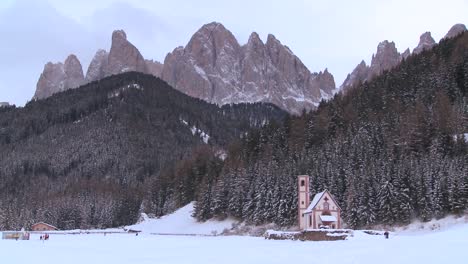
top-left (1, 0), bottom-right (467, 106)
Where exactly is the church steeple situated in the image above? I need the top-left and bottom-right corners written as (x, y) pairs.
top-left (298, 175), bottom-right (310, 229)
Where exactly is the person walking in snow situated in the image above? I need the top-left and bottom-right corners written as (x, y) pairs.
top-left (384, 231), bottom-right (389, 239)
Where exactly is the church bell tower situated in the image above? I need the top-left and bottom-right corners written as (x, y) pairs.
top-left (298, 175), bottom-right (310, 229)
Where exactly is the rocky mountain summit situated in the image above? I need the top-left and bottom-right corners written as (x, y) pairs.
top-left (35, 24), bottom-right (333, 113)
top-left (36, 30), bottom-right (162, 100)
top-left (34, 22), bottom-right (465, 113)
top-left (34, 54), bottom-right (85, 100)
top-left (85, 30), bottom-right (149, 82)
top-left (104, 30), bottom-right (148, 77)
top-left (341, 40), bottom-right (402, 91)
top-left (369, 40), bottom-right (401, 78)
top-left (443, 23), bottom-right (467, 39)
top-left (162, 22), bottom-right (335, 114)
top-left (85, 49), bottom-right (108, 82)
top-left (341, 23), bottom-right (466, 92)
top-left (413, 32), bottom-right (436, 54)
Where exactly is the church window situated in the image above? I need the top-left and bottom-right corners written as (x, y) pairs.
top-left (323, 197), bottom-right (330, 211)
top-left (300, 180), bottom-right (305, 186)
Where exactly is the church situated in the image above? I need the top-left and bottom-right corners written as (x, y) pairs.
top-left (298, 175), bottom-right (342, 230)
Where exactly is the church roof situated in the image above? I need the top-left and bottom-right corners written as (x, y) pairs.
top-left (304, 189), bottom-right (341, 213)
top-left (304, 191), bottom-right (325, 213)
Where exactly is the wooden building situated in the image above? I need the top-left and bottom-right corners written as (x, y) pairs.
top-left (31, 222), bottom-right (58, 231)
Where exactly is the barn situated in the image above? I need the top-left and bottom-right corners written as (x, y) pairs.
top-left (31, 222), bottom-right (58, 231)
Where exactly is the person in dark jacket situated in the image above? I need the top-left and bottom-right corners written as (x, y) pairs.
top-left (384, 231), bottom-right (389, 239)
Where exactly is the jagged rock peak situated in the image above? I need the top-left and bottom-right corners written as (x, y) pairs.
top-left (199, 21), bottom-right (224, 31)
top-left (192, 22), bottom-right (237, 41)
top-left (189, 22), bottom-right (238, 46)
top-left (105, 29), bottom-right (147, 76)
top-left (444, 23), bottom-right (467, 39)
top-left (340, 60), bottom-right (369, 92)
top-left (247, 32), bottom-right (263, 45)
top-left (370, 40), bottom-right (400, 77)
top-left (401, 48), bottom-right (411, 60)
top-left (112, 29), bottom-right (127, 41)
top-left (85, 49), bottom-right (108, 82)
top-left (161, 22), bottom-right (336, 114)
top-left (376, 40), bottom-right (397, 53)
top-left (63, 54), bottom-right (85, 89)
top-left (265, 34), bottom-right (292, 53)
top-left (413, 32), bottom-right (436, 54)
top-left (266, 34), bottom-right (279, 44)
top-left (186, 22), bottom-right (241, 65)
top-left (316, 68), bottom-right (336, 96)
top-left (34, 54), bottom-right (85, 100)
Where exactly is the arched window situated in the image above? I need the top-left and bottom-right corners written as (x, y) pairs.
top-left (300, 180), bottom-right (305, 187)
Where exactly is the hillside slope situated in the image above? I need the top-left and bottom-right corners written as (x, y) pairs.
top-left (190, 32), bottom-right (468, 227)
top-left (0, 72), bottom-right (287, 230)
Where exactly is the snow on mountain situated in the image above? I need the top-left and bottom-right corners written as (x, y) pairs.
top-left (162, 22), bottom-right (335, 114)
top-left (33, 22), bottom-right (334, 113)
top-left (85, 49), bottom-right (108, 82)
top-left (180, 119), bottom-right (211, 144)
top-left (127, 202), bottom-right (237, 235)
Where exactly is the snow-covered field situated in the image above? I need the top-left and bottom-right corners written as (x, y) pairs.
top-left (127, 202), bottom-right (237, 235)
top-left (2, 223), bottom-right (468, 264)
top-left (2, 205), bottom-right (467, 264)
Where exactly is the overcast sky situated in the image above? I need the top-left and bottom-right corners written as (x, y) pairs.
top-left (1, 0), bottom-right (467, 106)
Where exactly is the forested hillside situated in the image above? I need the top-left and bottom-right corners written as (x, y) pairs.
top-left (0, 72), bottom-right (287, 230)
top-left (1, 32), bottom-right (467, 231)
top-left (190, 32), bottom-right (468, 228)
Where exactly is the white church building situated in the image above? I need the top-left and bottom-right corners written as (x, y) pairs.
top-left (298, 175), bottom-right (342, 230)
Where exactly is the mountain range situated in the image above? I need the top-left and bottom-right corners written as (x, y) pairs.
top-left (0, 72), bottom-right (287, 230)
top-left (33, 22), bottom-right (467, 114)
top-left (1, 24), bottom-right (467, 230)
top-left (340, 23), bottom-right (467, 92)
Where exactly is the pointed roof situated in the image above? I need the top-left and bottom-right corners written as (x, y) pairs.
top-left (32, 222), bottom-right (58, 230)
top-left (304, 189), bottom-right (341, 213)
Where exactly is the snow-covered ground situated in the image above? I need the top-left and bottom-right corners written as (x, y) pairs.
top-left (2, 220), bottom-right (468, 264)
top-left (127, 202), bottom-right (237, 235)
top-left (2, 206), bottom-right (467, 264)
